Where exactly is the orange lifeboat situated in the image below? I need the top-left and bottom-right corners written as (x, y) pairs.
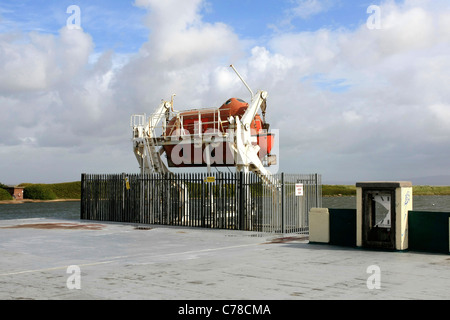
top-left (163, 98), bottom-right (274, 167)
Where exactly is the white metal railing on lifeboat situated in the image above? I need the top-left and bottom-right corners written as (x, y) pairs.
top-left (130, 114), bottom-right (146, 138)
top-left (159, 108), bottom-right (230, 142)
top-left (159, 109), bottom-right (263, 142)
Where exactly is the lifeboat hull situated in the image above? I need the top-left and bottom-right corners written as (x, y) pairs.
top-left (163, 133), bottom-right (274, 168)
top-left (161, 97), bottom-right (274, 168)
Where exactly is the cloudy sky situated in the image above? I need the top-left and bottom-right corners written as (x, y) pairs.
top-left (1, 0), bottom-right (450, 185)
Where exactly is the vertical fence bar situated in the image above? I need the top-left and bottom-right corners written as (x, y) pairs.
top-left (151, 174), bottom-right (155, 224)
top-left (80, 174), bottom-right (86, 219)
top-left (238, 172), bottom-right (243, 231)
top-left (281, 172), bottom-right (285, 234)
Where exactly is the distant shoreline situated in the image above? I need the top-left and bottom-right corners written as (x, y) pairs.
top-left (0, 199), bottom-right (80, 205)
top-left (1, 184), bottom-right (450, 204)
top-left (322, 185), bottom-right (450, 196)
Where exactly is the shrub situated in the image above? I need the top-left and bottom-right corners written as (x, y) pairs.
top-left (24, 184), bottom-right (57, 200)
top-left (0, 188), bottom-right (13, 200)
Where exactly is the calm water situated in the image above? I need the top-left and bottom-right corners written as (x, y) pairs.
top-left (0, 196), bottom-right (449, 221)
top-left (0, 201), bottom-right (80, 220)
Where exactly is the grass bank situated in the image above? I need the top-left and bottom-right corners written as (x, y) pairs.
top-left (18, 181), bottom-right (81, 200)
top-left (412, 186), bottom-right (450, 195)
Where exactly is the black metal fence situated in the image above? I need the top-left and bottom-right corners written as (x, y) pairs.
top-left (81, 172), bottom-right (322, 234)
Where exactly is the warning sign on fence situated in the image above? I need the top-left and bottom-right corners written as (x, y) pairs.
top-left (295, 184), bottom-right (304, 196)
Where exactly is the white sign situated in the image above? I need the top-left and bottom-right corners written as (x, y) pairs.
top-left (295, 184), bottom-right (304, 196)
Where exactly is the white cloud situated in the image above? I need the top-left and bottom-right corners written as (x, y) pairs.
top-left (291, 0), bottom-right (332, 20)
top-left (427, 104), bottom-right (450, 137)
top-left (249, 1), bottom-right (450, 181)
top-left (135, 0), bottom-right (241, 67)
top-left (0, 26), bottom-right (118, 153)
top-left (0, 27), bottom-right (93, 94)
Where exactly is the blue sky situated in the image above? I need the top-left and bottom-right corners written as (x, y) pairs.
top-left (1, 0), bottom-right (450, 185)
top-left (0, 0), bottom-right (149, 53)
top-left (0, 0), bottom-right (383, 52)
top-left (202, 0), bottom-right (381, 36)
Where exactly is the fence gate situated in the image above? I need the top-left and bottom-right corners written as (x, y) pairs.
top-left (81, 172), bottom-right (322, 235)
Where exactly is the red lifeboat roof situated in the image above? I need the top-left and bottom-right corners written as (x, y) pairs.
top-left (219, 98), bottom-right (248, 118)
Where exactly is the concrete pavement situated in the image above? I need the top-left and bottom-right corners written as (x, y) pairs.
top-left (0, 218), bottom-right (449, 300)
